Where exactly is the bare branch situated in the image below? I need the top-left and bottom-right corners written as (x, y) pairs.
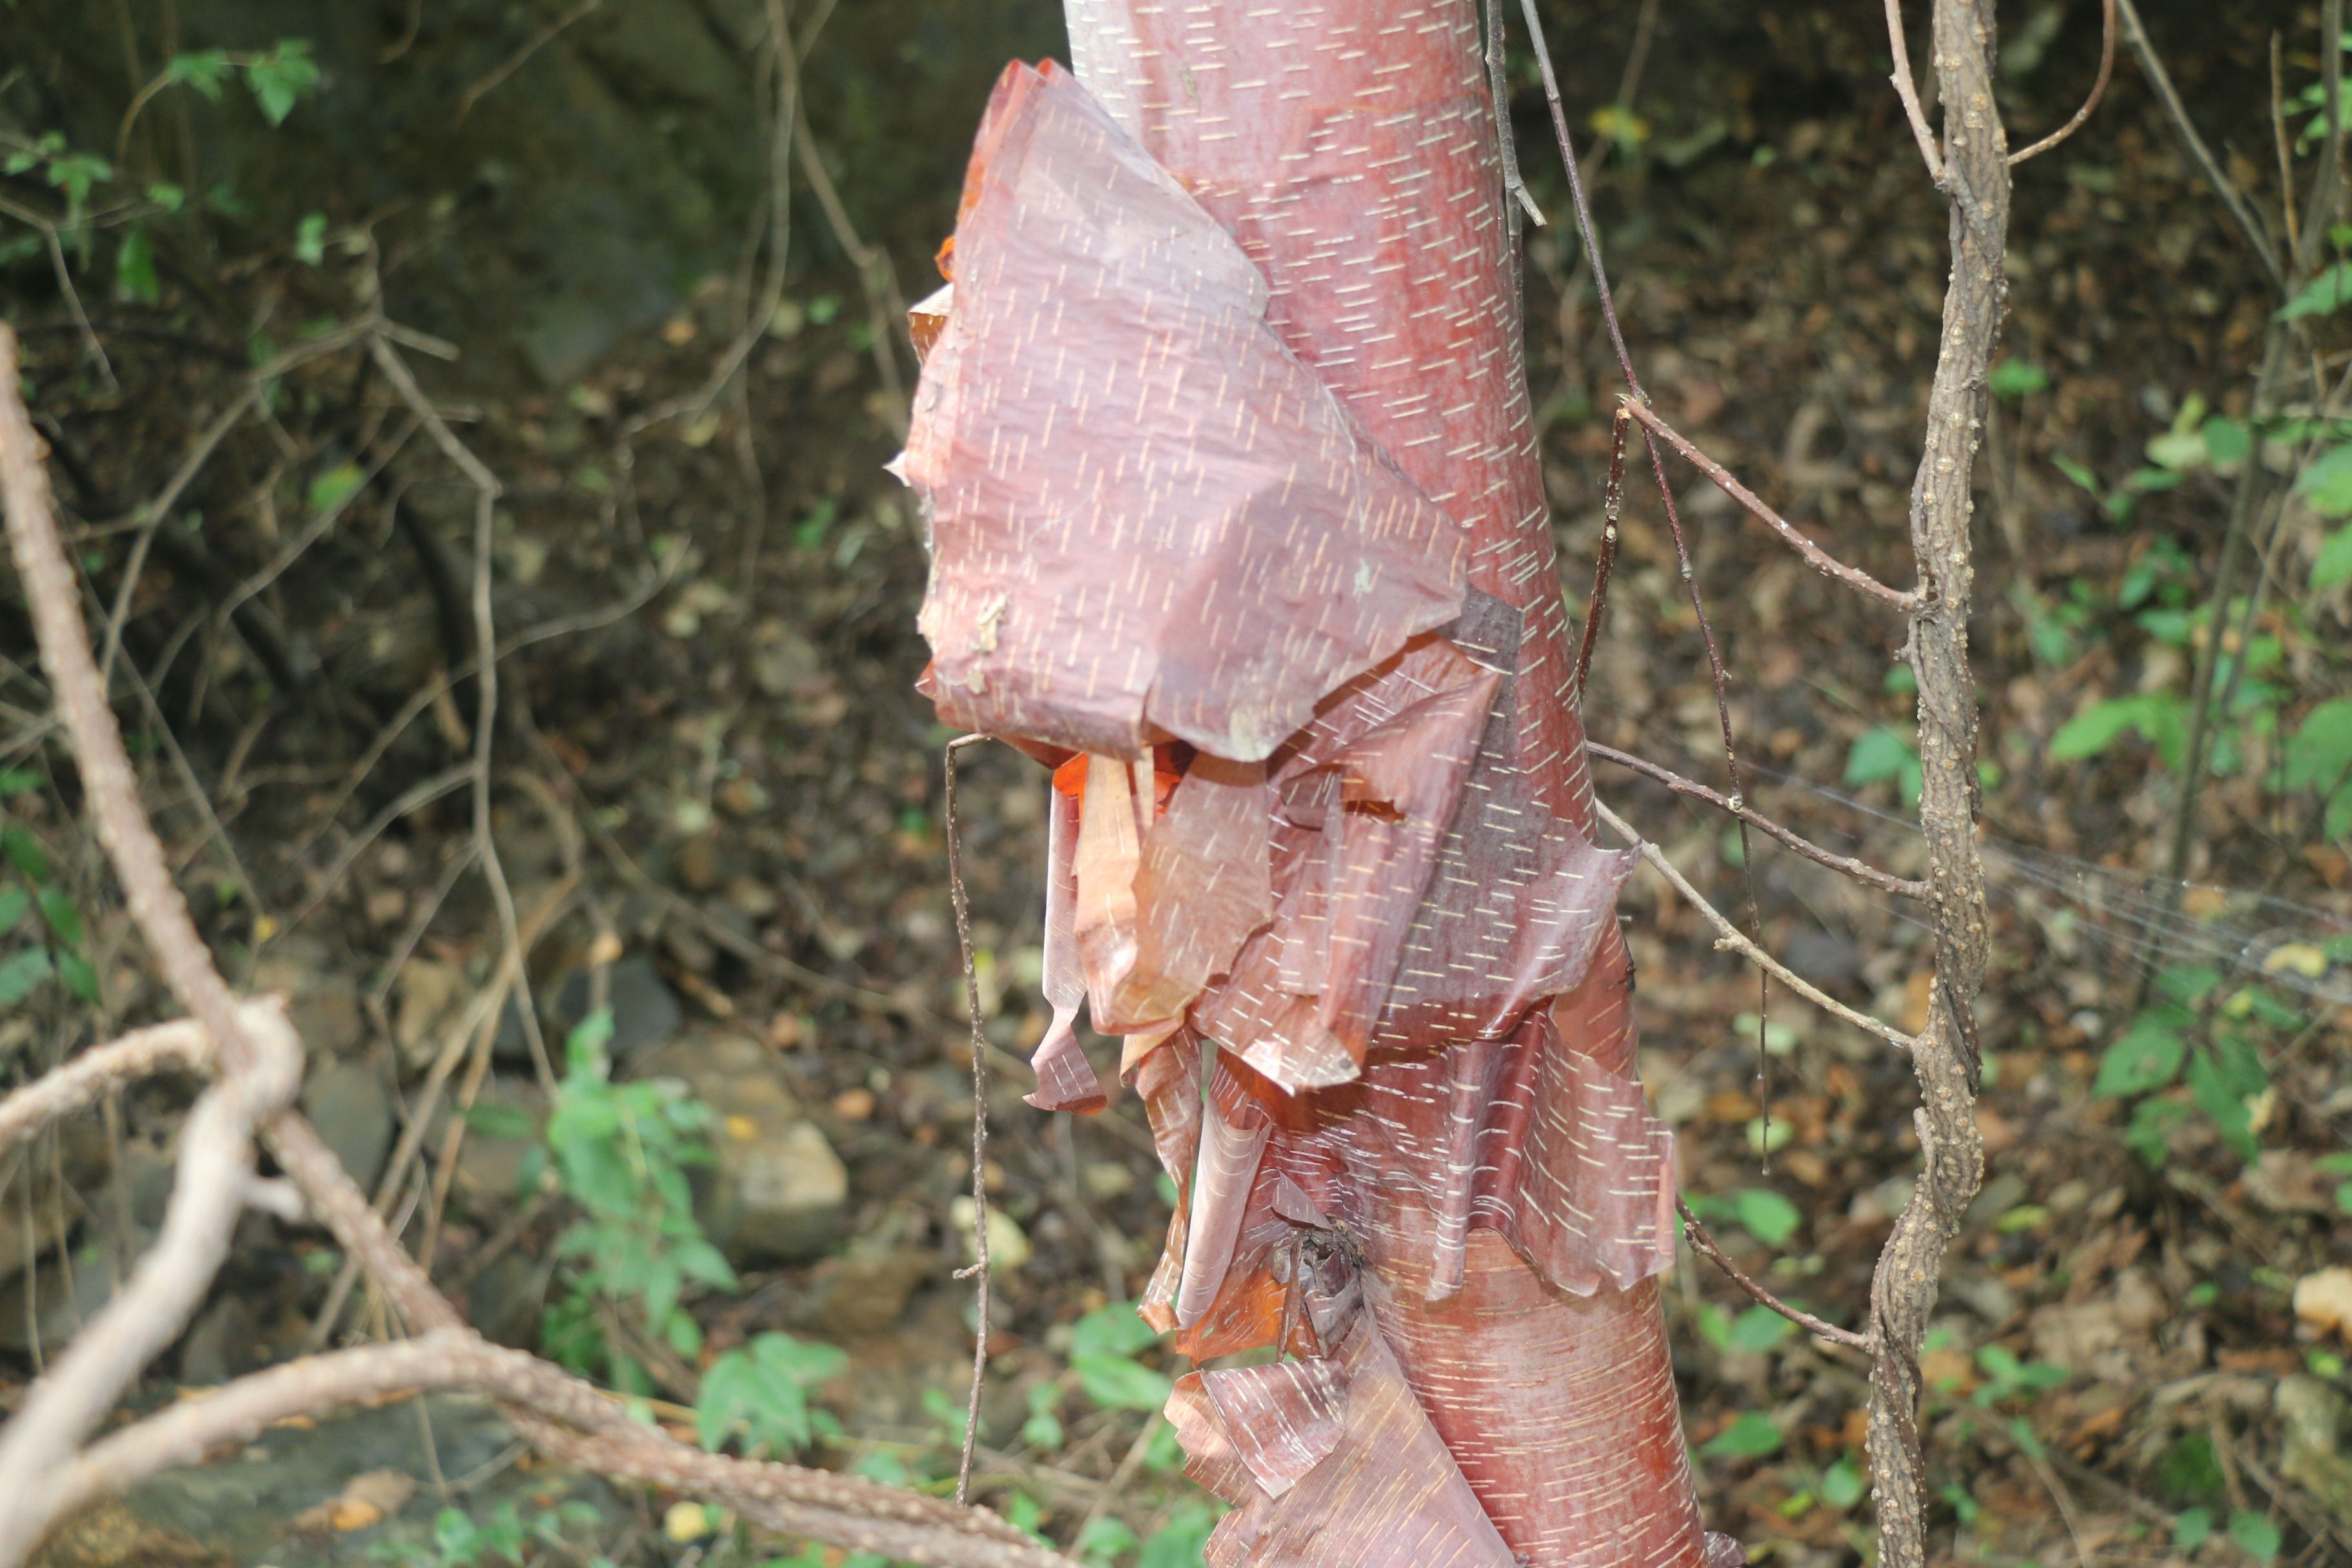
top-left (1589, 743), bottom-right (1929, 897)
top-left (0, 1017), bottom-right (213, 1160)
top-left (0, 1004), bottom-right (302, 1563)
top-left (1619, 399), bottom-right (1920, 609)
top-left (943, 734), bottom-right (994, 1504)
top-left (1677, 1197), bottom-right (1874, 1352)
top-left (2112, 0), bottom-right (2284, 291)
top-left (43, 1334), bottom-right (1073, 1568)
top-left (2008, 0), bottom-right (2116, 166)
top-left (1881, 0), bottom-right (1947, 185)
top-left (1591, 797), bottom-right (1918, 1052)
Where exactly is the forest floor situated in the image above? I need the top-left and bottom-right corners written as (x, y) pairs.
top-left (2, 1), bottom-right (2350, 1567)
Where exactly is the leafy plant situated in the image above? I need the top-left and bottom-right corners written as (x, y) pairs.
top-left (536, 1010), bottom-right (736, 1393)
top-left (2094, 965), bottom-right (2294, 1166)
top-left (0, 779), bottom-right (99, 1013)
top-left (1069, 1301), bottom-right (1173, 1413)
top-left (696, 1333), bottom-right (847, 1458)
top-left (366, 1501), bottom-right (605, 1568)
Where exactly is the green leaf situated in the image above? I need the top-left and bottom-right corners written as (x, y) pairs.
top-left (0, 887), bottom-right (26, 938)
top-left (0, 947), bottom-right (52, 1009)
top-left (1138, 1500), bottom-right (1220, 1568)
top-left (1845, 725), bottom-right (1922, 807)
top-left (2204, 416), bottom-right (2253, 467)
top-left (1820, 1456), bottom-right (1866, 1510)
top-left (1726, 1304), bottom-right (1795, 1352)
top-left (115, 227), bottom-right (159, 305)
top-left (294, 211), bottom-right (328, 266)
top-left (2284, 701), bottom-right (2352, 794)
top-left (306, 460), bottom-right (363, 515)
top-left (2229, 1509), bottom-right (2282, 1562)
top-left (2298, 442), bottom-right (2352, 518)
top-left (244, 41), bottom-right (320, 128)
top-left (145, 181), bottom-right (184, 213)
top-left (3, 825), bottom-right (49, 881)
top-left (1730, 1188), bottom-right (1802, 1248)
top-left (55, 950), bottom-right (99, 1005)
top-left (2147, 427), bottom-right (2208, 471)
top-left (1071, 1301), bottom-right (1160, 1359)
top-left (0, 770), bottom-right (34, 797)
top-left (1075, 1516), bottom-right (1139, 1567)
top-left (2094, 1009), bottom-right (2188, 1098)
top-left (1699, 1411), bottom-right (1783, 1459)
top-left (2278, 260), bottom-right (2352, 319)
top-left (164, 50), bottom-right (233, 101)
top-left (2186, 1046), bottom-right (2263, 1159)
top-left (1072, 1350), bottom-right (1174, 1412)
top-left (2051, 696), bottom-right (2147, 761)
top-left (2316, 524), bottom-right (2352, 590)
top-left (2173, 1507), bottom-right (2213, 1551)
top-left (35, 887), bottom-right (83, 948)
top-left (1988, 359), bottom-right (2050, 400)
top-left (44, 152), bottom-right (113, 213)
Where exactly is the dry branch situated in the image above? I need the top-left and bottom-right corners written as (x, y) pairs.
top-left (1592, 798), bottom-right (1918, 1052)
top-left (0, 320), bottom-right (1075, 1568)
top-left (1861, 1), bottom-right (2004, 1563)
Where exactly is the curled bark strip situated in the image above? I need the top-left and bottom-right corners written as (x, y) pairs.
top-left (901, 62), bottom-right (1470, 765)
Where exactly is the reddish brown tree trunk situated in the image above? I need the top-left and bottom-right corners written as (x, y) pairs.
top-left (899, 4), bottom-right (1720, 1563)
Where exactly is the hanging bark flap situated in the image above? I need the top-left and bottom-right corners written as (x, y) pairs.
top-left (1170, 1309), bottom-right (1514, 1568)
top-left (898, 60), bottom-right (1469, 763)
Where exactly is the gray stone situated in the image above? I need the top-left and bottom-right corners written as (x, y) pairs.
top-left (250, 937), bottom-right (363, 1060)
top-left (2279, 1375), bottom-right (2352, 1527)
top-left (56, 1392), bottom-right (622, 1568)
top-left (631, 1032), bottom-right (847, 1262)
top-left (553, 954), bottom-right (681, 1061)
top-left (392, 959), bottom-right (470, 1073)
top-left (300, 1058), bottom-right (393, 1193)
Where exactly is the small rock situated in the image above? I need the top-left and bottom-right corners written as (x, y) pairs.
top-left (177, 1294), bottom-right (261, 1386)
top-left (393, 959), bottom-right (470, 1072)
top-left (2277, 1375), bottom-right (2352, 1527)
top-left (2295, 1267), bottom-right (2352, 1342)
top-left (781, 1239), bottom-right (932, 1338)
top-left (750, 620), bottom-right (822, 697)
top-left (725, 877), bottom-right (779, 919)
top-left (252, 937), bottom-right (364, 1059)
top-left (675, 834), bottom-right (721, 892)
top-left (466, 1251), bottom-right (547, 1349)
top-left (301, 1059), bottom-right (393, 1193)
top-left (950, 1196), bottom-right (1030, 1274)
top-left (553, 955), bottom-right (681, 1061)
top-left (832, 1087), bottom-right (876, 1121)
top-left (631, 1032), bottom-right (847, 1262)
top-left (444, 1077), bottom-right (547, 1201)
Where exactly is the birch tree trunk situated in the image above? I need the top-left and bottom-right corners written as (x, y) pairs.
top-left (899, 3), bottom-right (1718, 1562)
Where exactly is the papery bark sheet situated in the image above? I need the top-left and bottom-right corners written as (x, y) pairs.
top-left (899, 9), bottom-right (1721, 1565)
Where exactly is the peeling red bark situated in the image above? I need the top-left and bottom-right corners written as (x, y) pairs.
top-left (898, 6), bottom-right (1724, 1563)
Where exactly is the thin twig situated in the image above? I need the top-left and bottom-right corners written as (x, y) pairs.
top-left (2112, 0), bottom-right (2283, 291)
top-left (1589, 743), bottom-right (1929, 897)
top-left (1518, 0), bottom-right (1775, 1154)
top-left (1591, 797), bottom-right (1917, 1051)
top-left (365, 331), bottom-right (553, 1093)
top-left (1620, 398), bottom-right (1921, 609)
top-left (1572, 406), bottom-right (1628, 697)
top-left (2008, 0), bottom-right (2116, 166)
top-left (943, 734), bottom-right (993, 1505)
top-left (1677, 1197), bottom-right (1873, 1352)
top-left (453, 0), bottom-right (602, 123)
top-left (0, 1017), bottom-right (213, 1162)
top-left (1881, 0), bottom-right (1947, 186)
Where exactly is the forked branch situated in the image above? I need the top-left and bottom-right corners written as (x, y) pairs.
top-left (1618, 399), bottom-right (1920, 610)
top-left (1591, 798), bottom-right (1919, 1052)
top-left (1677, 1197), bottom-right (1874, 1353)
top-left (1588, 743), bottom-right (1929, 898)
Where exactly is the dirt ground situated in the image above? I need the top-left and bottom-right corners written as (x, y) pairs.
top-left (3, 1), bottom-right (2350, 1565)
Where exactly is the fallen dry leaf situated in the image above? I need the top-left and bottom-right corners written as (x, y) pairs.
top-left (2293, 1266), bottom-right (2352, 1341)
